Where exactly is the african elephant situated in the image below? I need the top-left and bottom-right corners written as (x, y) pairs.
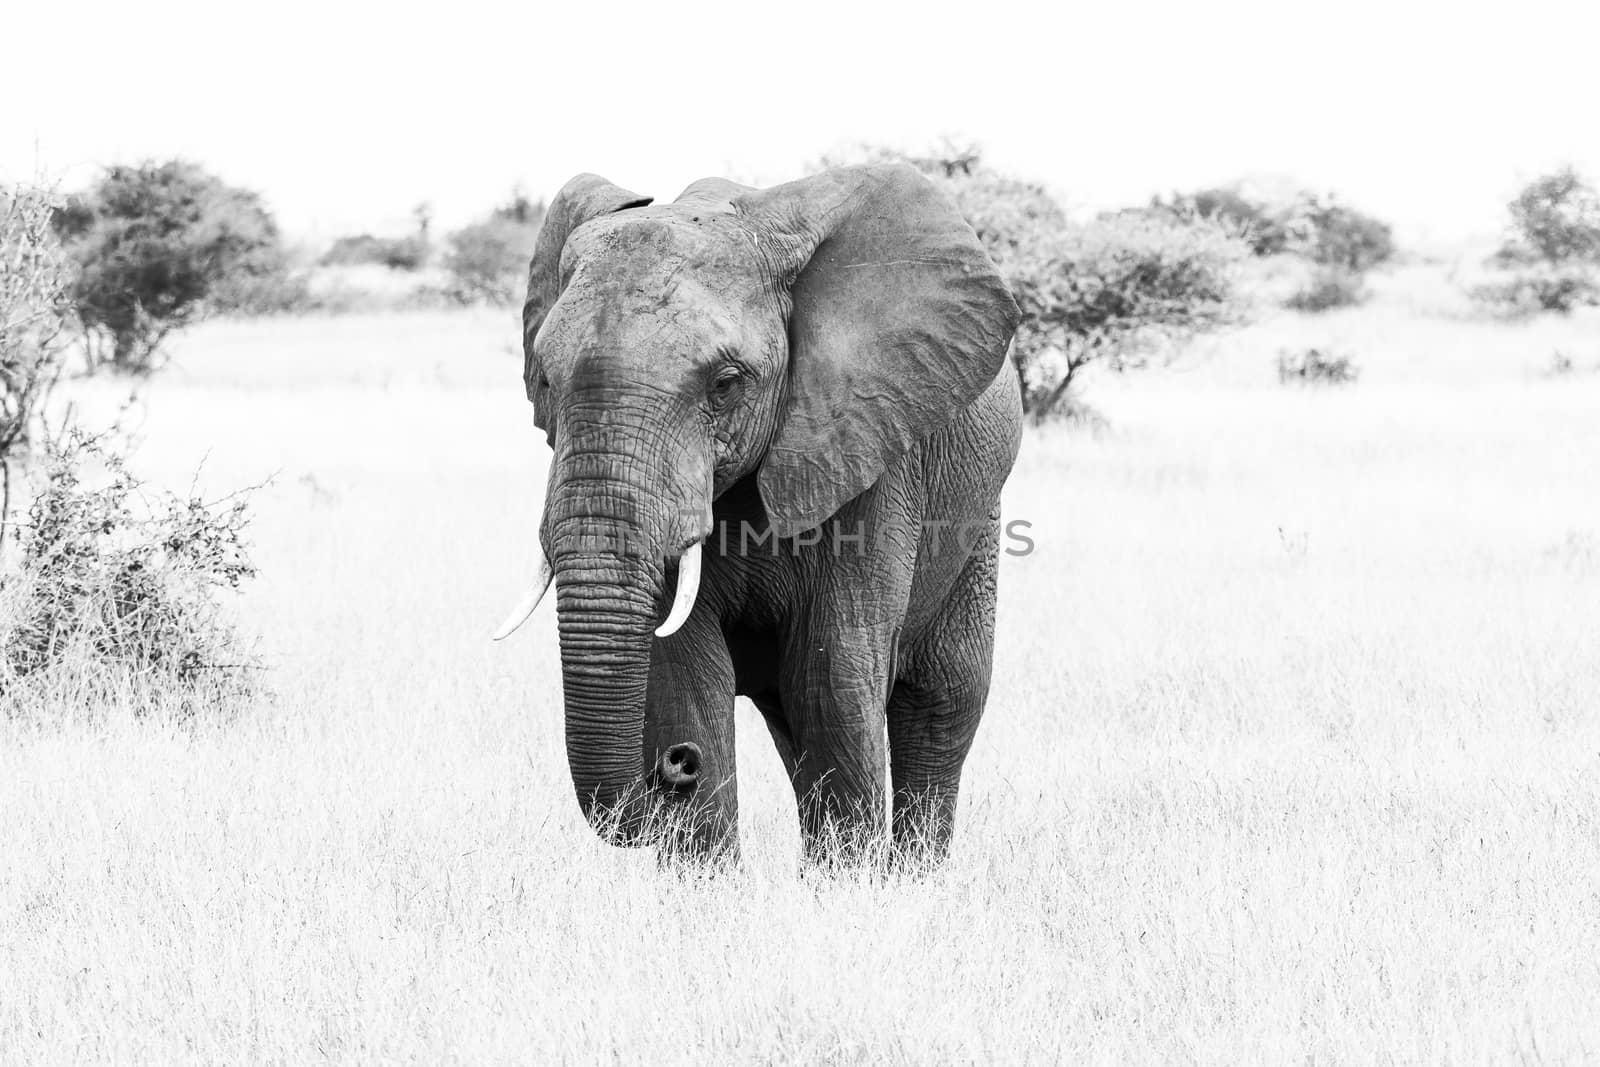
top-left (494, 164), bottom-right (1022, 864)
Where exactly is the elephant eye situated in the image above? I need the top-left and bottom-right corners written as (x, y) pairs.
top-left (708, 365), bottom-right (744, 409)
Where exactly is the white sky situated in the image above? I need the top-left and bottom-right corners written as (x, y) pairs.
top-left (4, 0), bottom-right (1597, 247)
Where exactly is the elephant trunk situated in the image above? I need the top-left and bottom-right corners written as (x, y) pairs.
top-left (537, 403), bottom-right (714, 846)
top-left (543, 435), bottom-right (683, 844)
top-left (552, 542), bottom-right (662, 842)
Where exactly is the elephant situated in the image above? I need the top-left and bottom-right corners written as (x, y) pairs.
top-left (493, 163), bottom-right (1023, 865)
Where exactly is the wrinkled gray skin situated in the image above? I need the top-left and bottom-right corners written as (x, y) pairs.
top-left (520, 164), bottom-right (1022, 864)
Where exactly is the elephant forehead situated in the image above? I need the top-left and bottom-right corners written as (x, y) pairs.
top-left (540, 272), bottom-right (745, 371)
top-left (562, 211), bottom-right (762, 283)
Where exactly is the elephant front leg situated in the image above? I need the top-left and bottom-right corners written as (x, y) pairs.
top-left (647, 609), bottom-right (739, 861)
top-left (779, 632), bottom-right (897, 865)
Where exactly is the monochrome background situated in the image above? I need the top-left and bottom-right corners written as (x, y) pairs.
top-left (2, 0), bottom-right (1597, 1061)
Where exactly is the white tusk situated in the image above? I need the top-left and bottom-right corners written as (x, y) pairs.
top-left (491, 549), bottom-right (554, 642)
top-left (654, 541), bottom-right (703, 638)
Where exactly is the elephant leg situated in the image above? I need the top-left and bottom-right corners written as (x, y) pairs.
top-left (887, 522), bottom-right (999, 865)
top-left (761, 475), bottom-right (919, 865)
top-left (646, 607), bottom-right (739, 860)
top-left (748, 691), bottom-right (800, 782)
top-left (778, 625), bottom-right (897, 865)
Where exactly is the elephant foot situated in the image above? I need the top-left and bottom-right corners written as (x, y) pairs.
top-left (797, 809), bottom-right (892, 871)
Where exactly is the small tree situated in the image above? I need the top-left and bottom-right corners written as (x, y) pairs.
top-left (1011, 208), bottom-right (1248, 416)
top-left (1154, 185), bottom-right (1300, 256)
top-left (1300, 197), bottom-right (1393, 272)
top-left (1, 183), bottom-right (75, 543)
top-left (53, 160), bottom-right (285, 373)
top-left (443, 189), bottom-right (546, 305)
top-left (1157, 185), bottom-right (1394, 272)
top-left (1160, 184), bottom-right (1393, 312)
top-left (1498, 167), bottom-right (1600, 265)
top-left (813, 144), bottom-right (1250, 420)
top-left (1476, 168), bottom-right (1600, 315)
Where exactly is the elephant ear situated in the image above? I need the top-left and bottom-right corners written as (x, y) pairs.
top-left (745, 165), bottom-right (1020, 539)
top-left (522, 174), bottom-right (652, 433)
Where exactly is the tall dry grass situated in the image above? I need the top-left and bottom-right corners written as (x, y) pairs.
top-left (2, 288), bottom-right (1598, 1062)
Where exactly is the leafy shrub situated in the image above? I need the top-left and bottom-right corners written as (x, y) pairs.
top-left (1473, 169), bottom-right (1600, 317)
top-left (1277, 347), bottom-right (1359, 385)
top-left (53, 161), bottom-right (285, 374)
top-left (1286, 267), bottom-right (1367, 312)
top-left (442, 220), bottom-right (537, 304)
top-left (321, 202), bottom-right (433, 273)
top-left (1158, 186), bottom-right (1394, 273)
top-left (1, 184), bottom-right (75, 523)
top-left (208, 264), bottom-right (318, 316)
top-left (1495, 168), bottom-right (1600, 265)
top-left (818, 145), bottom-right (1250, 419)
top-left (1470, 262), bottom-right (1600, 316)
top-left (1010, 209), bottom-right (1248, 416)
top-left (443, 190), bottom-right (546, 305)
top-left (1300, 198), bottom-right (1393, 272)
top-left (1154, 185), bottom-right (1299, 256)
top-left (321, 233), bottom-right (429, 271)
top-left (0, 431), bottom-right (261, 716)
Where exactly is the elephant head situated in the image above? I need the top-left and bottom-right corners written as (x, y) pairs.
top-left (496, 164), bottom-right (1019, 847)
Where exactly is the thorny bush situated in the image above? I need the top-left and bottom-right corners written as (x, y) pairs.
top-left (0, 431), bottom-right (262, 716)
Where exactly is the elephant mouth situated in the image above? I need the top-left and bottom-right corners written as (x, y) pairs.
top-left (490, 539), bottom-right (704, 642)
top-left (650, 741), bottom-right (703, 794)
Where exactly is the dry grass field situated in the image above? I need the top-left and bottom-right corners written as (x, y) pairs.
top-left (3, 269), bottom-right (1599, 1062)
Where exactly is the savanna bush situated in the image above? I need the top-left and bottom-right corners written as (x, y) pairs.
top-left (52, 161), bottom-right (288, 374)
top-left (0, 431), bottom-right (261, 717)
top-left (1154, 185), bottom-right (1300, 256)
top-left (208, 259), bottom-right (318, 316)
top-left (1277, 346), bottom-right (1359, 385)
top-left (1474, 168), bottom-right (1600, 316)
top-left (1, 184), bottom-right (75, 511)
top-left (1285, 267), bottom-right (1367, 312)
top-left (321, 233), bottom-right (429, 272)
top-left (1299, 197), bottom-right (1394, 272)
top-left (1496, 167), bottom-right (1600, 265)
top-left (1009, 207), bottom-right (1248, 417)
top-left (818, 145), bottom-right (1251, 420)
top-left (1160, 185), bottom-right (1392, 313)
top-left (321, 202), bottom-right (434, 273)
top-left (1471, 264), bottom-right (1600, 316)
top-left (443, 190), bottom-right (546, 305)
